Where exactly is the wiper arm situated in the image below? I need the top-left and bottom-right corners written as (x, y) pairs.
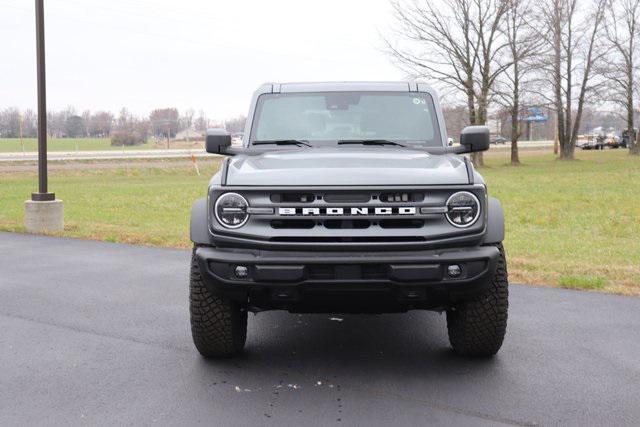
top-left (252, 139), bottom-right (311, 147)
top-left (337, 139), bottom-right (406, 147)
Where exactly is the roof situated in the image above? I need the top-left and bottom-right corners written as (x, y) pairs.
top-left (255, 81), bottom-right (437, 94)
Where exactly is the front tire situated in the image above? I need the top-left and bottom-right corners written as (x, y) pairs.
top-left (446, 243), bottom-right (509, 357)
top-left (189, 248), bottom-right (247, 358)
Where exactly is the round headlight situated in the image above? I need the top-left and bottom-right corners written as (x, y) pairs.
top-left (215, 192), bottom-right (249, 228)
top-left (445, 191), bottom-right (480, 228)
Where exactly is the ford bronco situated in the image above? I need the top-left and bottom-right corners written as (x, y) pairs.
top-left (189, 82), bottom-right (508, 358)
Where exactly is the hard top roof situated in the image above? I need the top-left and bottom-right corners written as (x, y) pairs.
top-left (256, 81), bottom-right (436, 94)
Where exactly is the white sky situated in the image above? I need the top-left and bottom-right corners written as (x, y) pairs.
top-left (0, 0), bottom-right (404, 120)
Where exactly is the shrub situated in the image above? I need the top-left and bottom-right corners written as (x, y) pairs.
top-left (110, 130), bottom-right (147, 146)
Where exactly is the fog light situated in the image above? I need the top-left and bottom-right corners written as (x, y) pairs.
top-left (234, 265), bottom-right (249, 279)
top-left (447, 264), bottom-right (462, 278)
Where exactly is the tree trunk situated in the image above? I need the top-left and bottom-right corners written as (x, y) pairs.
top-left (552, 3), bottom-right (567, 160)
top-left (629, 71), bottom-right (639, 155)
top-left (560, 36), bottom-right (574, 160)
top-left (472, 97), bottom-right (488, 167)
top-left (465, 88), bottom-right (485, 167)
top-left (511, 60), bottom-right (520, 165)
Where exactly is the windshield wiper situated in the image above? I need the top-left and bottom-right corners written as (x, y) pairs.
top-left (337, 139), bottom-right (406, 147)
top-left (252, 139), bottom-right (311, 147)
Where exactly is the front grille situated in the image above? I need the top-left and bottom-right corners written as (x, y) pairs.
top-left (379, 219), bottom-right (424, 228)
top-left (323, 193), bottom-right (371, 203)
top-left (380, 192), bottom-right (424, 202)
top-left (270, 236), bottom-right (427, 242)
top-left (324, 219), bottom-right (371, 229)
top-left (208, 185), bottom-right (486, 248)
top-left (307, 264), bottom-right (388, 280)
top-left (271, 193), bottom-right (315, 203)
top-left (266, 190), bottom-right (431, 230)
top-left (271, 219), bottom-right (315, 229)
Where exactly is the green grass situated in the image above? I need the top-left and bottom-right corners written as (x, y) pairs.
top-left (558, 275), bottom-right (607, 290)
top-left (480, 150), bottom-right (640, 295)
top-left (0, 159), bottom-right (221, 248)
top-left (0, 137), bottom-right (156, 152)
top-left (0, 150), bottom-right (638, 295)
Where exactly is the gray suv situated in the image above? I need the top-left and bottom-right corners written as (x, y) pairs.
top-left (189, 82), bottom-right (508, 358)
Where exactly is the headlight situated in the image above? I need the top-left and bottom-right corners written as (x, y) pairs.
top-left (215, 192), bottom-right (249, 228)
top-left (445, 191), bottom-right (480, 228)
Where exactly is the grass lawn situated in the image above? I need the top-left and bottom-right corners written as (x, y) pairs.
top-left (0, 150), bottom-right (638, 295)
top-left (480, 150), bottom-right (639, 295)
top-left (0, 137), bottom-right (159, 152)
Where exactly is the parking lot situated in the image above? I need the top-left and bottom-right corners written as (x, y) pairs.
top-left (1, 232), bottom-right (639, 426)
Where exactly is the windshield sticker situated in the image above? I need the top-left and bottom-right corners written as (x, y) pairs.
top-left (413, 97), bottom-right (426, 105)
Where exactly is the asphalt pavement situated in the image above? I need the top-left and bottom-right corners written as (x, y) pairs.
top-left (0, 232), bottom-right (638, 426)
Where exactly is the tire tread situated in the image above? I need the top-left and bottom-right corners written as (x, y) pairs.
top-left (189, 248), bottom-right (247, 358)
top-left (446, 243), bottom-right (509, 356)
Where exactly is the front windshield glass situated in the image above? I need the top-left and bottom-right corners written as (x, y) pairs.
top-left (250, 91), bottom-right (443, 147)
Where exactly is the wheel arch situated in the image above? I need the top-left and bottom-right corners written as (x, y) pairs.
top-left (483, 197), bottom-right (505, 244)
top-left (190, 198), bottom-right (213, 245)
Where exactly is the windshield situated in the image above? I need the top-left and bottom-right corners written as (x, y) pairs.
top-left (250, 91), bottom-right (443, 147)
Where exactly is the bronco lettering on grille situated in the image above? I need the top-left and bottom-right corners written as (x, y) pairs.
top-left (278, 207), bottom-right (417, 216)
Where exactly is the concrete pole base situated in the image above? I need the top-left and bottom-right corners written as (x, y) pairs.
top-left (24, 199), bottom-right (64, 233)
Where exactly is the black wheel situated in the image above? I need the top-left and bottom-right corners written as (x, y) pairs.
top-left (446, 243), bottom-right (509, 357)
top-left (189, 248), bottom-right (247, 358)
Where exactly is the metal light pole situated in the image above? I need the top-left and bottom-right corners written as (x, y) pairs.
top-left (24, 0), bottom-right (64, 232)
top-left (33, 0), bottom-right (53, 201)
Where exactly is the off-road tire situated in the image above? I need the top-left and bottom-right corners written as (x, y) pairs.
top-left (189, 248), bottom-right (247, 358)
top-left (446, 243), bottom-right (508, 357)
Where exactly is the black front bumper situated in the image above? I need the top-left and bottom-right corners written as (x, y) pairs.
top-left (194, 245), bottom-right (499, 312)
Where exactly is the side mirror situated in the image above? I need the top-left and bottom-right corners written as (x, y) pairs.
top-left (457, 126), bottom-right (490, 153)
top-left (205, 128), bottom-right (232, 154)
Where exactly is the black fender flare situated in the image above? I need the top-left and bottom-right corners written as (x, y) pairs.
top-left (484, 197), bottom-right (505, 244)
top-left (190, 198), bottom-right (213, 245)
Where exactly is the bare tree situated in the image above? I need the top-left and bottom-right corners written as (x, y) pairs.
top-left (194, 110), bottom-right (209, 133)
top-left (181, 108), bottom-right (195, 130)
top-left (0, 107), bottom-right (21, 138)
top-left (111, 108), bottom-right (149, 146)
top-left (149, 108), bottom-right (180, 139)
top-left (88, 111), bottom-right (113, 137)
top-left (82, 110), bottom-right (91, 137)
top-left (224, 115), bottom-right (247, 133)
top-left (385, 0), bottom-right (511, 165)
top-left (535, 0), bottom-right (606, 160)
top-left (493, 0), bottom-right (541, 164)
top-left (604, 0), bottom-right (640, 155)
top-left (442, 104), bottom-right (471, 139)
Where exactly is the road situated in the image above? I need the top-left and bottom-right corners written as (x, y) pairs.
top-left (0, 141), bottom-right (554, 163)
top-left (0, 232), bottom-right (638, 426)
top-left (0, 148), bottom-right (221, 162)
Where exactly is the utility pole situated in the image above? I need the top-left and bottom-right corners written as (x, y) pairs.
top-left (24, 0), bottom-right (64, 232)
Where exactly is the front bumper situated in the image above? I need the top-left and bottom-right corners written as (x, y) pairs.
top-left (194, 245), bottom-right (499, 312)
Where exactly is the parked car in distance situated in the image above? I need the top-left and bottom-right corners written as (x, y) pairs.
top-left (491, 136), bottom-right (507, 145)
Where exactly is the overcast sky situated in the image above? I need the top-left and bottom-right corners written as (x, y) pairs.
top-left (1, 0), bottom-right (404, 120)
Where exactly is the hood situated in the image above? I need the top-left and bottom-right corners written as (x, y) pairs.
top-left (225, 147), bottom-right (470, 186)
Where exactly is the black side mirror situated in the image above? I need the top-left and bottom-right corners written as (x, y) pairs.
top-left (456, 126), bottom-right (490, 153)
top-left (205, 128), bottom-right (232, 154)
